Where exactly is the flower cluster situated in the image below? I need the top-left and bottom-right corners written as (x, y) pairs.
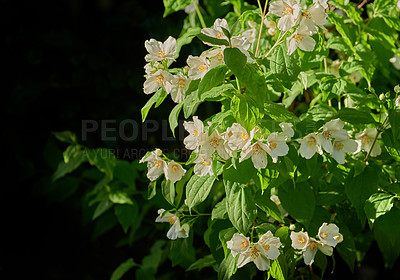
top-left (269, 0), bottom-right (328, 55)
top-left (183, 117), bottom-right (293, 173)
top-left (139, 148), bottom-right (186, 183)
top-left (227, 231), bottom-right (282, 271)
top-left (290, 223), bottom-right (343, 265)
top-left (155, 209), bottom-right (190, 240)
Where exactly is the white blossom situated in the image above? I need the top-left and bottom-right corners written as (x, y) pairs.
top-left (267, 132), bottom-right (289, 163)
top-left (226, 123), bottom-right (255, 151)
top-left (145, 36), bottom-right (177, 62)
top-left (269, 0), bottom-right (301, 31)
top-left (140, 149), bottom-right (165, 181)
top-left (144, 61), bottom-right (162, 75)
top-left (279, 122), bottom-right (295, 139)
top-left (287, 24), bottom-right (316, 55)
top-left (183, 116), bottom-right (204, 151)
top-left (290, 231), bottom-right (309, 250)
top-left (318, 223), bottom-right (343, 247)
top-left (237, 243), bottom-right (271, 271)
top-left (303, 238), bottom-right (333, 266)
top-left (239, 141), bottom-right (270, 169)
top-left (143, 69), bottom-right (173, 94)
top-left (193, 154), bottom-right (213, 176)
top-left (396, 95), bottom-right (400, 107)
top-left (390, 52), bottom-right (400, 70)
top-left (242, 21), bottom-right (258, 44)
top-left (300, 4), bottom-right (328, 34)
top-left (187, 55), bottom-right (210, 80)
top-left (264, 20), bottom-right (277, 36)
top-left (332, 139), bottom-right (358, 164)
top-left (258, 231), bottom-right (282, 260)
top-left (318, 118), bottom-right (349, 154)
top-left (313, 0), bottom-right (329, 9)
top-left (164, 160), bottom-right (186, 183)
top-left (298, 133), bottom-right (323, 159)
top-left (201, 18), bottom-right (230, 46)
top-left (199, 130), bottom-right (230, 160)
top-left (170, 72), bottom-right (191, 103)
top-left (355, 128), bottom-right (382, 157)
top-left (227, 233), bottom-right (250, 257)
top-left (202, 47), bottom-right (225, 68)
top-left (231, 35), bottom-right (255, 63)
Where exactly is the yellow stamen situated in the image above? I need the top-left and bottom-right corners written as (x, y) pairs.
top-left (307, 136), bottom-right (317, 147)
top-left (293, 34), bottom-right (303, 44)
top-left (310, 241), bottom-right (318, 251)
top-left (210, 137), bottom-right (219, 147)
top-left (270, 142), bottom-right (277, 149)
top-left (298, 236), bottom-right (306, 244)
top-left (172, 165), bottom-right (179, 172)
top-left (283, 6), bottom-right (294, 15)
top-left (193, 129), bottom-right (198, 137)
top-left (156, 74), bottom-right (165, 86)
top-left (177, 78), bottom-right (186, 89)
top-left (362, 134), bottom-right (370, 144)
top-left (158, 49), bottom-right (166, 59)
top-left (250, 247), bottom-right (259, 258)
top-left (321, 232), bottom-right (328, 239)
top-left (153, 160), bottom-right (162, 168)
top-left (263, 244), bottom-right (270, 252)
top-left (322, 131), bottom-right (332, 140)
top-left (241, 132), bottom-right (249, 140)
top-left (215, 32), bottom-right (223, 39)
top-left (252, 143), bottom-right (261, 153)
top-left (168, 216), bottom-right (177, 225)
top-left (202, 161), bottom-right (210, 166)
top-left (334, 141), bottom-right (344, 151)
top-left (197, 64), bottom-right (207, 72)
top-left (241, 240), bottom-right (249, 248)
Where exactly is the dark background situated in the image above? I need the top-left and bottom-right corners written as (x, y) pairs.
top-left (2, 0), bottom-right (400, 279)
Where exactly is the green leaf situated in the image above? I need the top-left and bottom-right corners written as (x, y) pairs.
top-left (224, 180), bottom-right (257, 234)
top-left (110, 258), bottom-right (139, 280)
top-left (200, 84), bottom-right (235, 101)
top-left (161, 180), bottom-right (175, 206)
top-left (52, 147), bottom-right (87, 181)
top-left (186, 174), bottom-right (216, 209)
top-left (114, 160), bottom-right (137, 188)
top-left (87, 148), bottom-right (117, 179)
top-left (218, 254), bottom-right (237, 280)
top-left (278, 181), bottom-right (315, 229)
top-left (264, 101), bottom-right (297, 121)
top-left (270, 44), bottom-right (301, 87)
top-left (212, 198), bottom-right (228, 220)
top-left (223, 159), bottom-right (256, 184)
top-left (345, 166), bottom-right (379, 223)
top-left (330, 1), bottom-right (362, 25)
top-left (231, 94), bottom-right (263, 131)
top-left (174, 27), bottom-right (201, 59)
top-left (141, 88), bottom-right (162, 121)
top-left (336, 224), bottom-right (356, 272)
top-left (163, 0), bottom-right (194, 17)
top-left (337, 108), bottom-right (376, 124)
top-left (269, 257), bottom-right (285, 280)
top-left (114, 204), bottom-right (138, 233)
top-left (197, 33), bottom-right (230, 46)
top-left (169, 102), bottom-right (184, 137)
top-left (109, 191), bottom-right (133, 205)
top-left (169, 237), bottom-right (196, 267)
top-left (186, 254), bottom-right (217, 271)
top-left (364, 193), bottom-right (395, 228)
top-left (147, 181), bottom-right (157, 200)
top-left (198, 65), bottom-right (228, 96)
top-left (52, 131), bottom-right (77, 144)
top-left (373, 207), bottom-right (400, 267)
top-left (254, 193), bottom-right (284, 223)
top-left (327, 11), bottom-right (357, 54)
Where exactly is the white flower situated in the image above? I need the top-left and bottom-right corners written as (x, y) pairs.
top-left (143, 69), bottom-right (173, 94)
top-left (184, 0), bottom-right (198, 14)
top-left (231, 35), bottom-right (254, 63)
top-left (144, 61), bottom-right (162, 75)
top-left (242, 21), bottom-right (258, 44)
top-left (239, 141), bottom-right (270, 169)
top-left (201, 18), bottom-right (230, 46)
top-left (332, 139), bottom-right (358, 164)
top-left (164, 160), bottom-right (186, 183)
top-left (140, 149), bottom-right (166, 181)
top-left (318, 223), bottom-right (343, 247)
top-left (264, 20), bottom-right (277, 36)
top-left (170, 73), bottom-right (191, 103)
top-left (187, 55), bottom-right (210, 80)
top-left (298, 133), bottom-right (323, 159)
top-left (314, 0), bottom-right (329, 10)
top-left (167, 219), bottom-right (190, 240)
top-left (267, 132), bottom-right (289, 163)
top-left (237, 243), bottom-right (271, 271)
top-left (183, 116), bottom-right (204, 151)
top-left (145, 36), bottom-right (177, 62)
top-left (318, 118), bottom-right (349, 154)
top-left (258, 231), bottom-right (282, 260)
top-left (270, 195), bottom-right (288, 217)
top-left (199, 130), bottom-right (230, 160)
top-left (396, 95), bottom-right (400, 107)
top-left (303, 238), bottom-right (333, 266)
top-left (390, 52), bottom-right (400, 70)
top-left (226, 123), bottom-right (255, 151)
top-left (287, 24), bottom-right (316, 55)
top-left (290, 231), bottom-right (309, 250)
top-left (202, 47), bottom-right (225, 68)
top-left (279, 122), bottom-right (295, 139)
top-left (269, 0), bottom-right (301, 31)
top-left (227, 233), bottom-right (250, 257)
top-left (355, 128), bottom-right (382, 157)
top-left (193, 154), bottom-right (213, 176)
top-left (300, 4), bottom-right (328, 34)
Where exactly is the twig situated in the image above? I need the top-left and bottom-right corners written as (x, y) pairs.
top-left (194, 1), bottom-right (206, 29)
top-left (255, 0), bottom-right (269, 57)
top-left (356, 0), bottom-right (368, 10)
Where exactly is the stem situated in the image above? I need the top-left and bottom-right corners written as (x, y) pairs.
top-left (182, 213), bottom-right (211, 217)
top-left (255, 0), bottom-right (269, 57)
top-left (194, 1), bottom-right (206, 29)
top-left (363, 116), bottom-right (388, 162)
top-left (264, 31), bottom-right (287, 58)
top-left (236, 77), bottom-right (241, 92)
